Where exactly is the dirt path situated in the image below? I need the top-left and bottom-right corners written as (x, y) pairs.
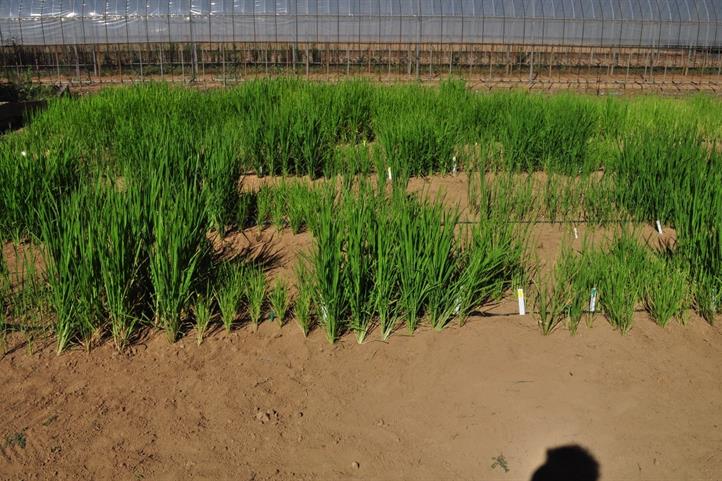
top-left (2, 304), bottom-right (721, 481)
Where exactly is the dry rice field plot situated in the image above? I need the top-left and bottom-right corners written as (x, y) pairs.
top-left (2, 80), bottom-right (722, 480)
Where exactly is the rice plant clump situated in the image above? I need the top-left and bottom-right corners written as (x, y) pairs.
top-left (215, 265), bottom-right (246, 333)
top-left (246, 268), bottom-right (266, 326)
top-left (644, 260), bottom-right (689, 327)
top-left (269, 279), bottom-right (290, 326)
top-left (194, 294), bottom-right (213, 345)
top-left (294, 262), bottom-right (314, 336)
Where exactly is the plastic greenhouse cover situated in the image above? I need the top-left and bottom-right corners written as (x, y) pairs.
top-left (0, 0), bottom-right (721, 46)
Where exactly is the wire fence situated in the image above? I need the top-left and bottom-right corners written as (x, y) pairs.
top-left (2, 1), bottom-right (722, 84)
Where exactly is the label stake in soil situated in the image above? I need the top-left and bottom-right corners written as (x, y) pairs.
top-left (589, 288), bottom-right (598, 313)
top-left (387, 167), bottom-right (392, 182)
top-left (573, 226), bottom-right (579, 239)
top-left (517, 288), bottom-right (526, 316)
top-left (656, 220), bottom-right (663, 235)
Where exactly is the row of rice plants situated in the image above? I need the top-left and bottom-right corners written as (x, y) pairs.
top-left (467, 170), bottom-right (622, 225)
top-left (612, 119), bottom-right (722, 323)
top-left (304, 184), bottom-right (527, 343)
top-left (0, 79), bottom-right (647, 194)
top-left (535, 229), bottom-right (690, 335)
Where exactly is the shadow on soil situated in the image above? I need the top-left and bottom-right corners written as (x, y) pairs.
top-left (530, 444), bottom-right (600, 481)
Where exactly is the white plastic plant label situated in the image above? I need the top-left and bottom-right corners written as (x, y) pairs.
top-left (517, 288), bottom-right (526, 316)
top-left (656, 220), bottom-right (663, 235)
top-left (573, 226), bottom-right (579, 239)
top-left (589, 288), bottom-right (598, 313)
top-left (452, 156), bottom-right (457, 176)
top-left (320, 304), bottom-right (328, 322)
top-left (387, 167), bottom-right (392, 182)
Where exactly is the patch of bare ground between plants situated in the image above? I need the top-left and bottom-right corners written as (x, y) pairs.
top-left (1, 309), bottom-right (721, 481)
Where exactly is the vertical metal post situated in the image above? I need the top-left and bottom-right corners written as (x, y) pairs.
top-left (415, 0), bottom-right (420, 79)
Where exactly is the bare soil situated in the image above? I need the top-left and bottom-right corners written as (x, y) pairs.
top-left (2, 174), bottom-right (721, 480)
top-left (2, 296), bottom-right (721, 480)
top-left (57, 71), bottom-right (722, 96)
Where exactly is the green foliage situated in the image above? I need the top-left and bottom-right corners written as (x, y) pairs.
top-left (644, 260), bottom-right (689, 327)
top-left (3, 80), bottom-right (721, 349)
top-left (215, 265), bottom-right (245, 332)
top-left (194, 293), bottom-right (213, 345)
top-left (294, 262), bottom-right (314, 336)
top-left (269, 279), bottom-right (289, 326)
top-left (246, 268), bottom-right (266, 326)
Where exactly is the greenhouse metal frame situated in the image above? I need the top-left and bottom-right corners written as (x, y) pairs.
top-left (1, 0), bottom-right (721, 84)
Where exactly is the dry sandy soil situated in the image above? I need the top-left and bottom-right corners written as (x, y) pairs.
top-left (54, 71), bottom-right (722, 96)
top-left (2, 174), bottom-right (722, 481)
top-left (2, 298), bottom-right (721, 481)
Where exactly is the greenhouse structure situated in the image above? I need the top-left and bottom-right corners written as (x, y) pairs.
top-left (1, 0), bottom-right (721, 83)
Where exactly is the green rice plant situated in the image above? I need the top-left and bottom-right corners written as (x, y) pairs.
top-left (270, 183), bottom-right (287, 230)
top-left (215, 265), bottom-right (245, 332)
top-left (543, 173), bottom-right (562, 223)
top-left (599, 266), bottom-right (638, 335)
top-left (269, 279), bottom-right (289, 326)
top-left (566, 287), bottom-right (586, 335)
top-left (371, 207), bottom-right (399, 340)
top-left (236, 191), bottom-right (257, 229)
top-left (335, 142), bottom-right (374, 178)
top-left (495, 93), bottom-right (597, 173)
top-left (424, 207), bottom-right (461, 331)
top-left (294, 261), bottom-right (314, 336)
top-left (644, 260), bottom-right (689, 327)
top-left (331, 80), bottom-right (374, 143)
top-left (445, 220), bottom-right (527, 329)
top-left (581, 174), bottom-right (620, 225)
top-left (240, 80), bottom-right (335, 178)
top-left (310, 191), bottom-right (347, 343)
top-left (341, 189), bottom-right (375, 342)
top-left (201, 121), bottom-right (243, 235)
top-left (255, 185), bottom-right (273, 228)
top-left (246, 268), bottom-right (266, 326)
top-left (38, 186), bottom-right (104, 352)
top-left (534, 274), bottom-right (570, 336)
top-left (286, 182), bottom-right (311, 234)
top-left (193, 294), bottom-right (213, 345)
top-left (376, 106), bottom-right (456, 177)
top-left (94, 182), bottom-right (148, 351)
top-left (563, 242), bottom-right (606, 333)
top-left (595, 232), bottom-right (644, 334)
top-left (149, 177), bottom-right (209, 343)
top-left (694, 273), bottom-right (720, 325)
top-left (373, 147), bottom-right (389, 193)
top-left (396, 197), bottom-right (440, 333)
top-left (0, 138), bottom-right (82, 240)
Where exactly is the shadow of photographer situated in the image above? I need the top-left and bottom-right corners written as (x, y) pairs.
top-left (530, 444), bottom-right (600, 481)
